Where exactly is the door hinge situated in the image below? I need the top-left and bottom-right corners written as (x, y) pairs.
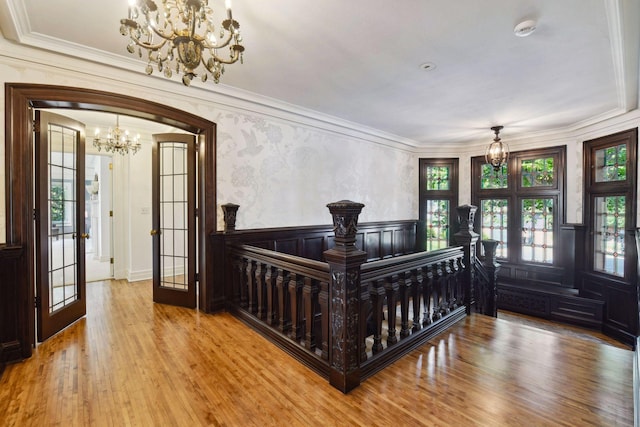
top-left (195, 272), bottom-right (199, 282)
top-left (110, 257), bottom-right (114, 264)
top-left (34, 296), bottom-right (41, 308)
top-left (109, 163), bottom-right (113, 170)
top-left (195, 208), bottom-right (199, 217)
top-left (32, 120), bottom-right (40, 133)
top-left (33, 209), bottom-right (38, 221)
top-left (109, 210), bottom-right (113, 217)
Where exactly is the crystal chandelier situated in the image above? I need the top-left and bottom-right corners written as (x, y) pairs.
top-left (485, 126), bottom-right (509, 172)
top-left (93, 115), bottom-right (142, 155)
top-left (120, 0), bottom-right (245, 85)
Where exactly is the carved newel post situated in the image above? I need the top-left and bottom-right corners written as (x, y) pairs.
top-left (323, 200), bottom-right (367, 393)
top-left (453, 205), bottom-right (479, 314)
top-left (481, 240), bottom-right (500, 317)
top-left (221, 203), bottom-right (239, 232)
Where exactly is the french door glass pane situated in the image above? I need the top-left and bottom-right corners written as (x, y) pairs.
top-left (593, 196), bottom-right (625, 277)
top-left (595, 144), bottom-right (627, 182)
top-left (521, 198), bottom-right (554, 263)
top-left (480, 199), bottom-right (508, 258)
top-left (48, 124), bottom-right (79, 313)
top-left (425, 199), bottom-right (449, 250)
top-left (159, 142), bottom-right (188, 290)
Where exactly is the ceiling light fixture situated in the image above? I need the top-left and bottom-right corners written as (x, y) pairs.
top-left (119, 0), bottom-right (245, 86)
top-left (93, 115), bottom-right (142, 155)
top-left (485, 125), bottom-right (509, 172)
top-left (513, 20), bottom-right (537, 37)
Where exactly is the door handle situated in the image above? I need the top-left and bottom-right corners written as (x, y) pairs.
top-left (81, 233), bottom-right (90, 239)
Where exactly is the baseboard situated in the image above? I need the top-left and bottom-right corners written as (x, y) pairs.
top-left (128, 269), bottom-right (152, 282)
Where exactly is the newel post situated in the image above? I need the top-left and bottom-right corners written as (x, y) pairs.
top-left (323, 200), bottom-right (367, 393)
top-left (481, 240), bottom-right (500, 317)
top-left (453, 205), bottom-right (479, 314)
top-left (221, 203), bottom-right (239, 232)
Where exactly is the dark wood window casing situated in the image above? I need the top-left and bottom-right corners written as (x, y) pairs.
top-left (581, 128), bottom-right (638, 342)
top-left (471, 146), bottom-right (566, 266)
top-left (418, 158), bottom-right (459, 251)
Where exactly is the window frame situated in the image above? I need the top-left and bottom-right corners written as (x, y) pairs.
top-left (471, 145), bottom-right (566, 265)
top-left (418, 158), bottom-right (459, 251)
top-left (583, 129), bottom-right (637, 280)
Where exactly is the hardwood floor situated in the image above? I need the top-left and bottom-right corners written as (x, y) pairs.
top-left (0, 279), bottom-right (634, 426)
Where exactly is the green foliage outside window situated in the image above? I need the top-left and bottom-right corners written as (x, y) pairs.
top-left (596, 144), bottom-right (626, 182)
top-left (425, 166), bottom-right (450, 190)
top-left (521, 157), bottom-right (554, 187)
top-left (50, 185), bottom-right (64, 222)
top-left (480, 164), bottom-right (507, 189)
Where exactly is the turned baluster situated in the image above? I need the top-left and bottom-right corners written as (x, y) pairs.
top-left (371, 280), bottom-right (385, 354)
top-left (399, 271), bottom-right (412, 339)
top-left (359, 280), bottom-right (371, 363)
top-left (276, 269), bottom-right (290, 333)
top-left (384, 274), bottom-right (399, 346)
top-left (264, 265), bottom-right (276, 325)
top-left (289, 272), bottom-right (303, 342)
top-left (411, 268), bottom-right (422, 332)
top-left (442, 260), bottom-right (452, 314)
top-left (303, 277), bottom-right (318, 350)
top-left (431, 262), bottom-right (443, 321)
top-left (319, 281), bottom-right (329, 360)
top-left (245, 260), bottom-right (257, 314)
top-left (450, 258), bottom-right (461, 309)
top-left (422, 265), bottom-right (433, 326)
top-left (255, 262), bottom-right (266, 319)
top-left (232, 258), bottom-right (244, 305)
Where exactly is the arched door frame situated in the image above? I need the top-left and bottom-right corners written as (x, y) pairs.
top-left (5, 83), bottom-right (218, 358)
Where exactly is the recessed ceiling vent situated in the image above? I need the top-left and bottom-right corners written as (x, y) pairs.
top-left (419, 62), bottom-right (437, 71)
top-left (513, 20), bottom-right (537, 37)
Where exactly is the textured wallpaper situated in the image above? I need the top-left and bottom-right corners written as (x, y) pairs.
top-left (215, 111), bottom-right (416, 230)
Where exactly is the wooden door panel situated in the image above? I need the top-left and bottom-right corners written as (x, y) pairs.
top-left (152, 133), bottom-right (197, 308)
top-left (35, 111), bottom-right (87, 341)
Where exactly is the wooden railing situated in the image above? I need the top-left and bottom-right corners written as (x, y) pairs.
top-left (224, 202), bottom-right (483, 393)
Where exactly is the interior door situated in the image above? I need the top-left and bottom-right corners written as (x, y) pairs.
top-left (151, 133), bottom-right (197, 308)
top-left (35, 111), bottom-right (87, 341)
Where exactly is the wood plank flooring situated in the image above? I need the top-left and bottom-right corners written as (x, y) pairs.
top-left (0, 279), bottom-right (634, 426)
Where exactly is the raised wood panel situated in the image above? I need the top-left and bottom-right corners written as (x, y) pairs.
top-left (365, 232), bottom-right (380, 260)
top-left (381, 231), bottom-right (393, 258)
top-left (498, 262), bottom-right (567, 289)
top-left (302, 237), bottom-right (325, 260)
top-left (209, 220), bottom-right (418, 312)
top-left (0, 245), bottom-right (25, 368)
top-left (273, 238), bottom-right (299, 256)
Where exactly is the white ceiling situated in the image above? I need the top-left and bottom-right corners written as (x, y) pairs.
top-left (1, 0), bottom-right (638, 147)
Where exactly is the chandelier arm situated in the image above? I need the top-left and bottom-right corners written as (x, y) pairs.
top-left (213, 50), bottom-right (242, 65)
top-left (128, 36), bottom-right (169, 54)
top-left (203, 32), bottom-right (234, 50)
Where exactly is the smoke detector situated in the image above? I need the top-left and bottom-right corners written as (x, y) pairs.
top-left (514, 20), bottom-right (537, 37)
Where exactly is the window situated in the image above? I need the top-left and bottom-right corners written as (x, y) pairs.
top-left (584, 130), bottom-right (637, 279)
top-left (472, 146), bottom-right (565, 264)
top-left (419, 159), bottom-right (458, 251)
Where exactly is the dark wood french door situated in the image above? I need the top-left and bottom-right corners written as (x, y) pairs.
top-left (34, 111), bottom-right (87, 341)
top-left (151, 133), bottom-right (197, 308)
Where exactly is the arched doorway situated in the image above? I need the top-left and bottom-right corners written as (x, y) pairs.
top-left (4, 83), bottom-right (218, 359)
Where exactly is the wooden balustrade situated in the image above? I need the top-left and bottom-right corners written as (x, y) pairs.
top-left (227, 244), bottom-right (331, 371)
top-left (223, 202), bottom-right (479, 393)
